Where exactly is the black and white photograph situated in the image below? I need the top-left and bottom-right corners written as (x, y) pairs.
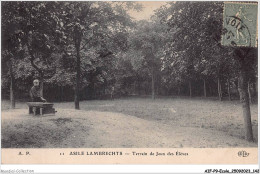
top-left (1, 0), bottom-right (258, 167)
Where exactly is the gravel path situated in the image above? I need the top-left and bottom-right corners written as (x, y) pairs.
top-left (2, 109), bottom-right (257, 148)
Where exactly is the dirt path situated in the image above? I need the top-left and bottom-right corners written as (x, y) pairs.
top-left (2, 109), bottom-right (257, 148)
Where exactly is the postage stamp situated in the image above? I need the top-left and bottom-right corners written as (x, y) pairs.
top-left (222, 2), bottom-right (258, 47)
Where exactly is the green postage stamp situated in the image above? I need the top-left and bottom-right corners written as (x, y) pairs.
top-left (222, 2), bottom-right (258, 47)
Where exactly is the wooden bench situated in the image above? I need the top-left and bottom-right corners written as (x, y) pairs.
top-left (27, 102), bottom-right (56, 116)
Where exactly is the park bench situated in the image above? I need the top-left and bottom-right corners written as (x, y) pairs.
top-left (27, 102), bottom-right (56, 116)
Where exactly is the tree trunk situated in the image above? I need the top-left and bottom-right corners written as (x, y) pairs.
top-left (252, 81), bottom-right (257, 102)
top-left (227, 78), bottom-right (231, 101)
top-left (151, 68), bottom-right (155, 100)
top-left (28, 47), bottom-right (45, 100)
top-left (133, 81), bottom-right (136, 95)
top-left (60, 86), bottom-right (64, 101)
top-left (27, 44), bottom-right (43, 86)
top-left (189, 80), bottom-right (192, 98)
top-left (238, 69), bottom-right (254, 142)
top-left (217, 77), bottom-right (222, 101)
top-left (203, 79), bottom-right (206, 98)
top-left (209, 83), bottom-right (212, 97)
top-left (156, 84), bottom-right (159, 96)
top-left (138, 81), bottom-right (141, 95)
top-left (103, 85), bottom-right (105, 95)
top-left (236, 78), bottom-right (240, 96)
top-left (217, 79), bottom-right (219, 98)
top-left (248, 81), bottom-right (252, 104)
top-left (93, 84), bottom-right (96, 99)
top-left (9, 62), bottom-right (15, 109)
top-left (40, 75), bottom-right (44, 98)
top-left (74, 44), bottom-right (80, 109)
top-left (178, 86), bottom-right (181, 96)
top-left (74, 26), bottom-right (82, 109)
top-left (220, 80), bottom-right (222, 99)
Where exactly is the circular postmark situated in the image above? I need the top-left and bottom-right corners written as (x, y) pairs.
top-left (222, 15), bottom-right (251, 47)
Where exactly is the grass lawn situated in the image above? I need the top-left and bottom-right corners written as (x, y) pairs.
top-left (62, 97), bottom-right (259, 142)
top-left (1, 97), bottom-right (258, 147)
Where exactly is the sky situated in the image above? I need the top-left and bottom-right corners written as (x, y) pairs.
top-left (128, 1), bottom-right (167, 21)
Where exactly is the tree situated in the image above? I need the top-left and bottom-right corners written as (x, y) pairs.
top-left (57, 2), bottom-right (140, 108)
top-left (2, 2), bottom-right (30, 108)
top-left (157, 2), bottom-right (225, 98)
top-left (233, 47), bottom-right (256, 141)
top-left (129, 20), bottom-right (166, 99)
top-left (156, 1), bottom-right (256, 141)
top-left (2, 1), bottom-right (141, 104)
top-left (2, 1), bottom-right (66, 104)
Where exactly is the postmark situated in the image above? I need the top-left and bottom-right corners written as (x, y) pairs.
top-left (222, 2), bottom-right (258, 47)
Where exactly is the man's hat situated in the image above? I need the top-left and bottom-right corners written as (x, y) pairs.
top-left (33, 79), bottom-right (39, 83)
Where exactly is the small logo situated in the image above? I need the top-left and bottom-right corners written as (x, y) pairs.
top-left (238, 150), bottom-right (249, 157)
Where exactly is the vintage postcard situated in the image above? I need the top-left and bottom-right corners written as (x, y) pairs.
top-left (1, 1), bottom-right (259, 173)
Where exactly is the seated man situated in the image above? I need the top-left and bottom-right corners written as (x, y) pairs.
top-left (30, 79), bottom-right (47, 102)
